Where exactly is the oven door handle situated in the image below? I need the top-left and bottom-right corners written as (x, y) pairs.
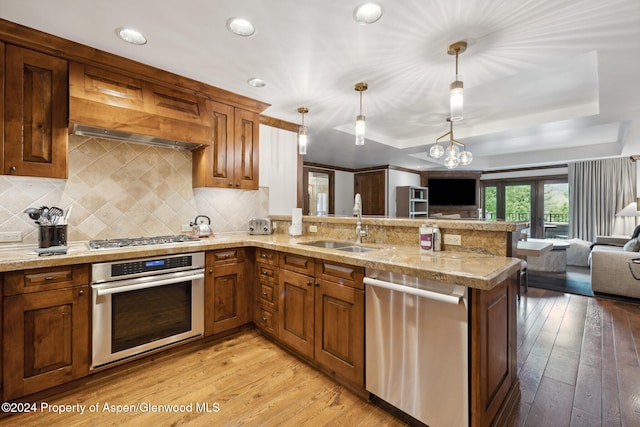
top-left (92, 269), bottom-right (205, 296)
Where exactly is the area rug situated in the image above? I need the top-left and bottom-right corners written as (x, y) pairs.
top-left (528, 267), bottom-right (594, 297)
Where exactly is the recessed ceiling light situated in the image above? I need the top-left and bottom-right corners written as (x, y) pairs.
top-left (247, 77), bottom-right (266, 88)
top-left (353, 3), bottom-right (383, 25)
top-left (226, 18), bottom-right (256, 37)
top-left (115, 27), bottom-right (147, 45)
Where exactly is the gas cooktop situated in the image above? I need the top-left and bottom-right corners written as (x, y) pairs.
top-left (88, 234), bottom-right (200, 250)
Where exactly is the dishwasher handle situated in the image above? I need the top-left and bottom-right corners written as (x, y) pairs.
top-left (364, 277), bottom-right (464, 305)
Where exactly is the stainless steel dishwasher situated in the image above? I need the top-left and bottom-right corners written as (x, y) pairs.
top-left (364, 270), bottom-right (469, 427)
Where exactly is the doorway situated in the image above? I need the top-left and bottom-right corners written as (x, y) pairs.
top-left (303, 167), bottom-right (335, 216)
top-left (482, 177), bottom-right (569, 239)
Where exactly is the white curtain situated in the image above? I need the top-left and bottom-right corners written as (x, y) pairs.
top-left (568, 158), bottom-right (636, 242)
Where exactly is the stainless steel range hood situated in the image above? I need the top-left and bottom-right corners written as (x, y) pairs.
top-left (72, 124), bottom-right (203, 150)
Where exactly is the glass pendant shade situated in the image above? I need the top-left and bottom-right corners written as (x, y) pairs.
top-left (459, 150), bottom-right (473, 165)
top-left (450, 77), bottom-right (463, 121)
top-left (444, 154), bottom-right (460, 169)
top-left (429, 143), bottom-right (444, 159)
top-left (355, 115), bottom-right (365, 146)
top-left (445, 144), bottom-right (460, 158)
top-left (298, 126), bottom-right (308, 155)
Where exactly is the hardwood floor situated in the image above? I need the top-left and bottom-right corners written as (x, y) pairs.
top-left (3, 288), bottom-right (639, 426)
top-left (513, 287), bottom-right (640, 426)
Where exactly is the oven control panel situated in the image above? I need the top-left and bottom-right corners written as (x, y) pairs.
top-left (92, 252), bottom-right (205, 283)
top-left (112, 255), bottom-right (193, 277)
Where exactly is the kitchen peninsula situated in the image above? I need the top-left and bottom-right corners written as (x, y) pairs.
top-left (0, 217), bottom-right (523, 426)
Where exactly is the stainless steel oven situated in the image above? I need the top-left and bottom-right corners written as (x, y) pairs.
top-left (90, 252), bottom-right (205, 369)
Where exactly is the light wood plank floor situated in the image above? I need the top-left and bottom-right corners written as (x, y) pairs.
top-left (3, 288), bottom-right (639, 426)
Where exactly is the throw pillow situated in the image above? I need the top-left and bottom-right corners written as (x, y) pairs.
top-left (623, 237), bottom-right (640, 252)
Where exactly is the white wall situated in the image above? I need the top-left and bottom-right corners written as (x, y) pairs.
top-left (388, 169), bottom-right (421, 217)
top-left (335, 170), bottom-right (355, 216)
top-left (259, 125), bottom-right (298, 215)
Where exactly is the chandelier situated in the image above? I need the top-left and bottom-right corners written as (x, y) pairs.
top-left (428, 118), bottom-right (472, 169)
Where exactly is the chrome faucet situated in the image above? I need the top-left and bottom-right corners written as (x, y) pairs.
top-left (353, 193), bottom-right (369, 244)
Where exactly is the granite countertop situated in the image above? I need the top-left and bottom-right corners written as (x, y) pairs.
top-left (0, 233), bottom-right (521, 290)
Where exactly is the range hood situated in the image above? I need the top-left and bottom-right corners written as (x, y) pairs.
top-left (72, 124), bottom-right (203, 150)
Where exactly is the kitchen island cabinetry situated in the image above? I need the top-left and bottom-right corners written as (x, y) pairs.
top-left (192, 100), bottom-right (259, 190)
top-left (2, 265), bottom-right (90, 400)
top-left (205, 249), bottom-right (251, 336)
top-left (4, 45), bottom-right (68, 179)
top-left (279, 253), bottom-right (365, 388)
top-left (254, 248), bottom-right (280, 337)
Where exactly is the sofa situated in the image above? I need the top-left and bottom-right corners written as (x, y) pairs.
top-left (590, 236), bottom-right (640, 299)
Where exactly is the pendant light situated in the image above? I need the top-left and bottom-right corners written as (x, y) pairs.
top-left (448, 41), bottom-right (467, 122)
top-left (428, 118), bottom-right (472, 169)
top-left (297, 107), bottom-right (309, 155)
top-left (354, 82), bottom-right (368, 146)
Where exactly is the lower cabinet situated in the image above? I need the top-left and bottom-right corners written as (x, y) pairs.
top-left (278, 255), bottom-right (365, 388)
top-left (2, 265), bottom-right (90, 400)
top-left (254, 248), bottom-right (280, 337)
top-left (205, 249), bottom-right (251, 335)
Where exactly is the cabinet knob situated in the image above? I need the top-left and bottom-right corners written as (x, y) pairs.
top-left (228, 183), bottom-right (233, 187)
top-left (262, 292), bottom-right (268, 296)
top-left (79, 290), bottom-right (84, 296)
top-left (235, 183), bottom-right (240, 187)
top-left (314, 282), bottom-right (319, 287)
top-left (45, 276), bottom-right (54, 281)
top-left (9, 166), bottom-right (16, 173)
top-left (306, 280), bottom-right (312, 286)
top-left (262, 317), bottom-right (267, 322)
top-left (209, 269), bottom-right (214, 274)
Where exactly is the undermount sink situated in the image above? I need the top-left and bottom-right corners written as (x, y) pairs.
top-left (335, 245), bottom-right (376, 253)
top-left (298, 240), bottom-right (377, 252)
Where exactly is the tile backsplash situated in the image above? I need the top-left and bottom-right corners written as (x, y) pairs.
top-left (0, 134), bottom-right (268, 245)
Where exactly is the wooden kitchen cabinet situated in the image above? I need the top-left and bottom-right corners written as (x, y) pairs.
top-left (4, 45), bottom-right (68, 178)
top-left (2, 266), bottom-right (90, 400)
top-left (254, 249), bottom-right (280, 337)
top-left (192, 100), bottom-right (259, 189)
top-left (278, 254), bottom-right (365, 387)
top-left (68, 62), bottom-right (211, 146)
top-left (205, 249), bottom-right (251, 336)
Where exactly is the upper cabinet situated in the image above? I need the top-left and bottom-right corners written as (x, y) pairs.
top-left (3, 45), bottom-right (68, 179)
top-left (68, 62), bottom-right (211, 147)
top-left (192, 100), bottom-right (260, 190)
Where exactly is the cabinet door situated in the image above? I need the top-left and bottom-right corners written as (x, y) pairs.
top-left (314, 278), bottom-right (364, 387)
top-left (3, 286), bottom-right (89, 400)
top-left (205, 262), bottom-right (249, 335)
top-left (279, 269), bottom-right (314, 358)
top-left (234, 108), bottom-right (259, 190)
top-left (4, 45), bottom-right (68, 178)
top-left (193, 100), bottom-right (235, 188)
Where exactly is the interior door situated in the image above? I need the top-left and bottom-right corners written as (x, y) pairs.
top-left (354, 170), bottom-right (386, 215)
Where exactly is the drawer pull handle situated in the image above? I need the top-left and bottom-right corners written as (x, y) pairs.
top-left (262, 292), bottom-right (268, 296)
top-left (262, 317), bottom-right (267, 321)
top-left (45, 276), bottom-right (54, 281)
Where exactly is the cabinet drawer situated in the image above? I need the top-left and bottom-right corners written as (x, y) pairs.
top-left (255, 305), bottom-right (278, 337)
top-left (206, 248), bottom-right (245, 265)
top-left (256, 248), bottom-right (279, 265)
top-left (314, 260), bottom-right (364, 289)
top-left (5, 265), bottom-right (90, 296)
top-left (256, 263), bottom-right (279, 283)
top-left (257, 280), bottom-right (278, 310)
top-left (280, 253), bottom-right (314, 275)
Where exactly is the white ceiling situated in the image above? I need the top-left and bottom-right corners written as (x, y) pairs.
top-left (2, 0), bottom-right (640, 171)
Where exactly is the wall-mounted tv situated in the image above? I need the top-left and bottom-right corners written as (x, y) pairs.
top-left (428, 178), bottom-right (477, 206)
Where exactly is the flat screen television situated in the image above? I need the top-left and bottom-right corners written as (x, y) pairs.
top-left (428, 178), bottom-right (477, 206)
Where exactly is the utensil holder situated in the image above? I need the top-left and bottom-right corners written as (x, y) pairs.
top-left (39, 225), bottom-right (67, 248)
